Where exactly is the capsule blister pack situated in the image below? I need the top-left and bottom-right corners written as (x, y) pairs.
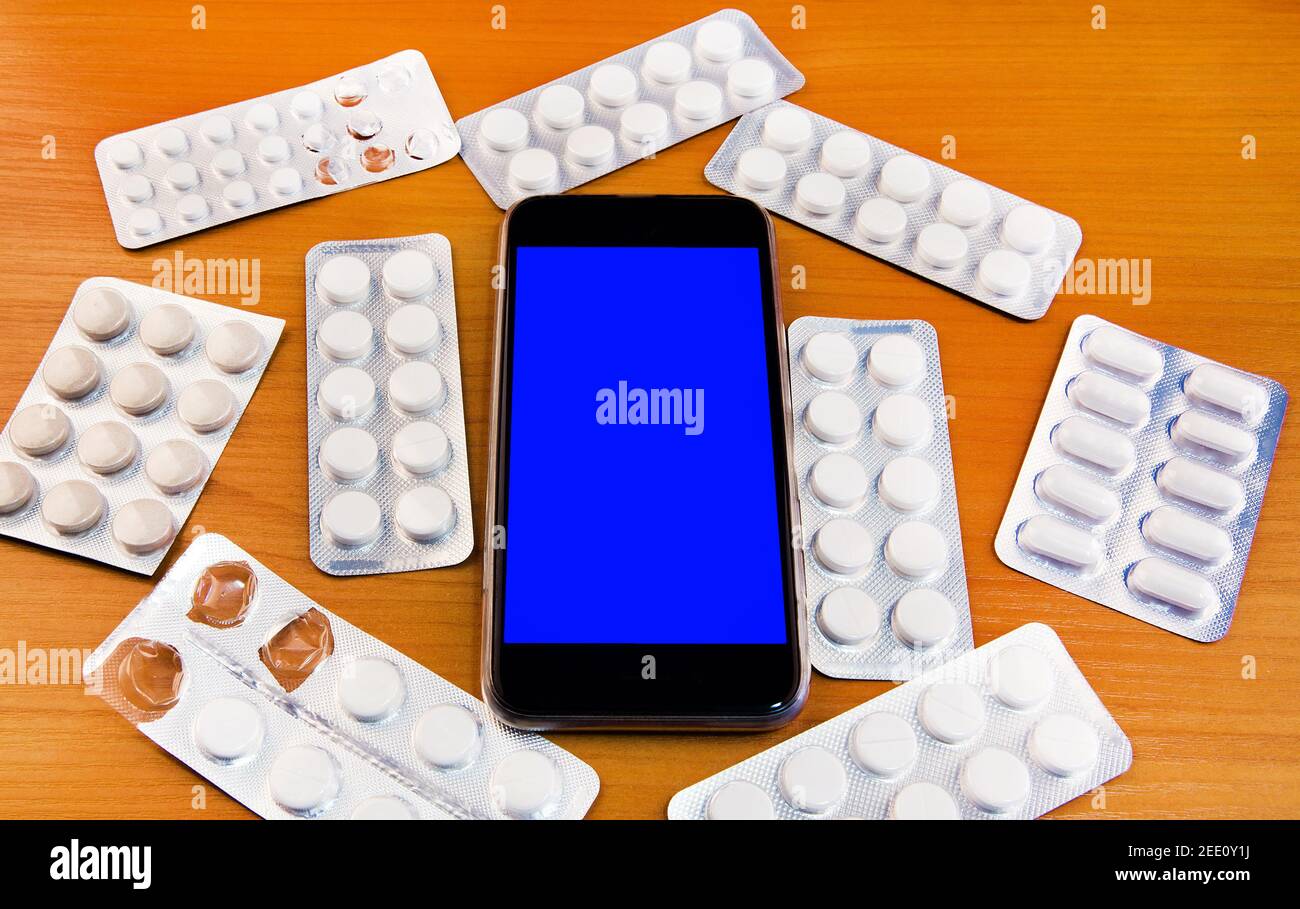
top-left (87, 534), bottom-right (600, 820)
top-left (0, 278), bottom-right (283, 574)
top-left (706, 101), bottom-right (1083, 320)
top-left (455, 8), bottom-right (804, 209)
top-left (668, 623), bottom-right (1131, 820)
top-left (95, 50), bottom-right (459, 249)
top-left (995, 315), bottom-right (1287, 642)
top-left (788, 317), bottom-right (972, 680)
top-left (306, 233), bottom-right (472, 576)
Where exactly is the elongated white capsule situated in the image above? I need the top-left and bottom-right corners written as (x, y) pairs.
top-left (1171, 410), bottom-right (1255, 466)
top-left (1184, 363), bottom-right (1270, 425)
top-left (1053, 416), bottom-right (1135, 475)
top-left (1034, 464), bottom-right (1120, 524)
top-left (1082, 326), bottom-right (1162, 386)
top-left (1017, 514), bottom-right (1101, 570)
top-left (1068, 370), bottom-right (1151, 427)
top-left (1157, 457), bottom-right (1243, 512)
top-left (1127, 557), bottom-right (1218, 615)
top-left (1142, 506), bottom-right (1232, 564)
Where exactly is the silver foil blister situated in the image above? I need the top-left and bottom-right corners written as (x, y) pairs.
top-left (707, 101), bottom-right (1082, 320)
top-left (95, 50), bottom-right (459, 249)
top-left (668, 623), bottom-right (1132, 820)
top-left (455, 8), bottom-right (804, 209)
top-left (306, 233), bottom-right (473, 575)
top-left (788, 317), bottom-right (972, 679)
top-left (995, 314), bottom-right (1288, 641)
top-left (0, 278), bottom-right (283, 574)
top-left (87, 533), bottom-right (601, 820)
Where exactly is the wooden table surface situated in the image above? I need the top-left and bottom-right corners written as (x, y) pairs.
top-left (1, 0), bottom-right (1297, 820)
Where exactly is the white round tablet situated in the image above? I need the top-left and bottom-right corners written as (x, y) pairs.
top-left (383, 249), bottom-right (438, 300)
top-left (674, 80), bottom-right (723, 120)
top-left (762, 106), bottom-right (812, 152)
top-left (269, 167), bottom-right (303, 197)
top-left (319, 427), bottom-right (379, 482)
top-left (885, 520), bottom-right (948, 579)
top-left (77, 421), bottom-right (138, 474)
top-left (644, 40), bottom-right (692, 84)
top-left (110, 362), bottom-right (169, 416)
top-left (244, 101), bottom-right (278, 132)
top-left (990, 645), bottom-right (1055, 711)
top-left (695, 18), bottom-right (744, 62)
top-left (206, 320), bottom-right (262, 374)
top-left (850, 712), bottom-right (917, 778)
top-left (166, 161), bottom-right (200, 191)
top-left (414, 703), bottom-right (482, 770)
top-left (620, 102), bottom-right (668, 146)
top-left (291, 90), bottom-right (324, 120)
top-left (396, 486), bottom-right (456, 542)
top-left (199, 114), bottom-right (234, 144)
top-left (178, 380), bottom-right (236, 433)
top-left (337, 657), bottom-right (405, 723)
top-left (878, 456), bottom-right (939, 513)
top-left (392, 421), bottom-right (451, 476)
top-left (817, 587), bottom-right (880, 645)
top-left (176, 193), bottom-right (209, 222)
top-left (939, 179), bottom-right (992, 227)
top-left (269, 745), bottom-right (340, 816)
top-left (588, 64), bottom-right (638, 107)
top-left (1001, 204), bottom-right (1056, 255)
top-left (492, 750), bottom-right (563, 819)
top-left (874, 393), bottom-right (931, 449)
top-left (258, 134), bottom-right (291, 164)
top-left (128, 208), bottom-right (162, 237)
top-left (916, 222), bottom-right (968, 269)
top-left (317, 310), bottom-right (373, 361)
top-left (977, 249), bottom-right (1032, 297)
top-left (139, 304), bottom-right (196, 356)
top-left (154, 126), bottom-right (189, 157)
top-left (820, 130), bottom-right (872, 178)
top-left (508, 147), bottom-right (559, 190)
top-left (317, 255), bottom-right (372, 305)
top-left (779, 746), bottom-right (847, 814)
top-left (1030, 713), bottom-right (1100, 777)
top-left (801, 331), bottom-right (857, 384)
top-left (727, 57), bottom-right (775, 97)
top-left (919, 682), bottom-right (985, 744)
top-left (961, 747), bottom-right (1031, 813)
top-left (854, 197), bottom-right (907, 244)
top-left (890, 781), bottom-right (960, 820)
top-left (10, 404), bottom-right (71, 456)
top-left (565, 124), bottom-right (615, 166)
top-left (211, 148), bottom-right (245, 178)
top-left (810, 452), bottom-right (869, 510)
top-left (878, 154), bottom-right (931, 203)
top-left (221, 180), bottom-right (255, 209)
top-left (867, 335), bottom-right (926, 388)
top-left (145, 439), bottom-right (207, 495)
top-left (385, 305), bottom-right (441, 355)
top-left (796, 172), bottom-right (846, 215)
top-left (318, 366), bottom-right (376, 420)
top-left (388, 361), bottom-right (445, 415)
top-left (194, 697), bottom-right (264, 763)
top-left (705, 780), bottom-right (774, 820)
top-left (0, 462), bottom-right (35, 515)
top-left (351, 796), bottom-right (416, 820)
top-left (736, 146), bottom-right (787, 191)
top-left (112, 498), bottom-right (177, 555)
top-left (805, 390), bottom-right (862, 444)
top-left (321, 489), bottom-right (382, 548)
top-left (41, 479), bottom-right (105, 534)
top-left (535, 84), bottom-right (585, 130)
top-left (108, 138), bottom-right (142, 170)
top-left (891, 588), bottom-right (957, 650)
top-left (479, 107), bottom-right (529, 152)
top-left (119, 174), bottom-right (153, 203)
top-left (814, 518), bottom-right (873, 576)
top-left (43, 346), bottom-right (102, 400)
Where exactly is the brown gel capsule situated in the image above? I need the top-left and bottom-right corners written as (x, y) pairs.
top-left (106, 638), bottom-right (185, 723)
top-left (188, 561), bottom-right (258, 628)
top-left (259, 608), bottom-right (334, 692)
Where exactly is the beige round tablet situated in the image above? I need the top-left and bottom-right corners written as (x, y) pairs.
top-left (139, 304), bottom-right (197, 355)
top-left (73, 286), bottom-right (131, 341)
top-left (110, 363), bottom-right (169, 416)
top-left (145, 439), bottom-right (207, 494)
top-left (0, 461), bottom-right (36, 514)
top-left (205, 321), bottom-right (262, 374)
top-left (177, 380), bottom-right (236, 433)
top-left (9, 404), bottom-right (71, 456)
top-left (112, 498), bottom-right (177, 555)
top-left (77, 421), bottom-right (139, 474)
top-left (42, 346), bottom-right (102, 401)
top-left (41, 479), bottom-right (105, 534)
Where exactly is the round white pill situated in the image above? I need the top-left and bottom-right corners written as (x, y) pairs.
top-left (258, 134), bottom-right (291, 164)
top-left (916, 222), bottom-right (968, 268)
top-left (854, 197), bottom-right (907, 244)
top-left (145, 439), bottom-right (207, 495)
top-left (535, 84), bottom-right (585, 130)
top-left (176, 193), bottom-right (209, 222)
top-left (878, 456), bottom-right (939, 512)
top-left (396, 486), bottom-right (456, 542)
top-left (878, 154), bottom-right (931, 203)
top-left (565, 124), bottom-right (615, 166)
top-left (1030, 713), bottom-right (1101, 777)
top-left (850, 712), bottom-right (917, 778)
top-left (919, 682), bottom-right (985, 744)
top-left (779, 746), bottom-right (846, 814)
top-left (154, 127), bottom-right (188, 157)
top-left (801, 331), bottom-right (857, 384)
top-left (119, 174), bottom-right (152, 203)
top-left (77, 421), bottom-right (138, 474)
top-left (177, 380), bottom-right (236, 433)
top-left (414, 703), bottom-right (482, 770)
top-left (874, 393), bottom-right (931, 448)
top-left (139, 304), bottom-right (196, 356)
top-left (820, 130), bottom-right (872, 178)
top-left (814, 518), bottom-right (873, 575)
top-left (939, 179), bottom-right (992, 227)
top-left (392, 421), bottom-right (451, 476)
top-left (620, 102), bottom-right (668, 146)
top-left (795, 172), bottom-right (846, 215)
top-left (110, 362), bottom-right (168, 416)
top-left (317, 255), bottom-right (372, 305)
top-left (318, 367), bottom-right (376, 420)
top-left (892, 588), bottom-right (957, 649)
top-left (388, 361), bottom-right (445, 415)
top-left (338, 657), bottom-right (405, 723)
top-left (644, 40), bottom-right (692, 84)
top-left (319, 427), bottom-right (379, 481)
top-left (211, 148), bottom-right (245, 178)
top-left (111, 498), bottom-right (177, 555)
top-left (199, 114), bottom-right (235, 144)
top-left (805, 390), bottom-right (862, 444)
top-left (886, 520), bottom-right (947, 579)
top-left (762, 106), bottom-right (812, 152)
top-left (244, 101), bottom-right (278, 132)
top-left (269, 745), bottom-right (340, 816)
top-left (479, 107), bottom-right (530, 152)
top-left (128, 208), bottom-right (162, 237)
top-left (384, 305), bottom-right (441, 356)
top-left (990, 644), bottom-right (1055, 710)
top-left (194, 697), bottom-right (265, 763)
top-left (166, 161), bottom-right (200, 190)
top-left (351, 796), bottom-right (416, 820)
top-left (108, 139), bottom-right (142, 170)
top-left (736, 146), bottom-right (787, 191)
top-left (206, 320), bottom-right (262, 374)
top-left (589, 64), bottom-right (638, 108)
top-left (321, 489), bottom-right (382, 547)
top-left (10, 404), bottom-right (71, 456)
top-left (705, 780), bottom-right (774, 820)
top-left (492, 750), bottom-right (563, 819)
top-left (962, 747), bottom-right (1030, 813)
top-left (674, 80), bottom-right (723, 120)
top-left (890, 781), bottom-right (960, 820)
top-left (695, 18), bottom-right (744, 62)
top-left (317, 310), bottom-right (373, 361)
top-left (727, 57), bottom-right (775, 97)
top-left (221, 180), bottom-right (255, 209)
top-left (978, 249), bottom-right (1032, 297)
top-left (810, 452), bottom-right (869, 509)
top-left (269, 166), bottom-right (303, 197)
top-left (868, 334), bottom-right (926, 387)
top-left (1001, 204), bottom-right (1056, 254)
top-left (41, 479), bottom-right (105, 534)
top-left (43, 346), bottom-right (101, 400)
top-left (817, 587), bottom-right (880, 645)
top-left (508, 148), bottom-right (559, 190)
top-left (0, 462), bottom-right (35, 515)
top-left (291, 90), bottom-right (324, 120)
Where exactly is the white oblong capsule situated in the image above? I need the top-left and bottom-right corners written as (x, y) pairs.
top-left (1185, 363), bottom-right (1270, 425)
top-left (1142, 505), bottom-right (1232, 564)
top-left (1127, 557), bottom-right (1218, 616)
top-left (1053, 416), bottom-right (1135, 475)
top-left (1034, 464), bottom-right (1120, 524)
top-left (1171, 410), bottom-right (1255, 465)
top-left (1017, 514), bottom-right (1102, 570)
top-left (1068, 370), bottom-right (1151, 427)
top-left (1157, 457), bottom-right (1243, 513)
top-left (1081, 325), bottom-right (1162, 386)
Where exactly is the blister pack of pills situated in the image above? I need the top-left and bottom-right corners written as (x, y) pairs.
top-left (455, 8), bottom-right (804, 209)
top-left (668, 623), bottom-right (1131, 820)
top-left (787, 317), bottom-right (972, 680)
top-left (95, 50), bottom-right (460, 249)
top-left (0, 279), bottom-right (283, 574)
top-left (706, 101), bottom-right (1083, 320)
top-left (87, 533), bottom-right (600, 820)
top-left (995, 315), bottom-right (1287, 641)
top-left (306, 233), bottom-right (472, 576)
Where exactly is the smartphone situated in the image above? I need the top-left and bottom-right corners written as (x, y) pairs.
top-left (483, 195), bottom-right (807, 730)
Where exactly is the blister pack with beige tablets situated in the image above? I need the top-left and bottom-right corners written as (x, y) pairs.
top-left (788, 317), bottom-right (972, 680)
top-left (668, 623), bottom-right (1132, 820)
top-left (0, 278), bottom-right (283, 574)
top-left (995, 315), bottom-right (1287, 641)
top-left (707, 101), bottom-right (1083, 320)
top-left (306, 233), bottom-right (472, 575)
top-left (455, 8), bottom-right (804, 209)
top-left (95, 50), bottom-right (459, 249)
top-left (87, 534), bottom-right (600, 819)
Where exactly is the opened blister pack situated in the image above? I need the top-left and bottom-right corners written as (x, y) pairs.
top-left (306, 233), bottom-right (472, 575)
top-left (706, 101), bottom-right (1082, 320)
top-left (455, 8), bottom-right (804, 209)
top-left (87, 533), bottom-right (600, 820)
top-left (0, 278), bottom-right (282, 574)
top-left (787, 317), bottom-right (972, 679)
top-left (668, 623), bottom-right (1132, 820)
top-left (95, 50), bottom-right (460, 249)
top-left (995, 315), bottom-right (1287, 641)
